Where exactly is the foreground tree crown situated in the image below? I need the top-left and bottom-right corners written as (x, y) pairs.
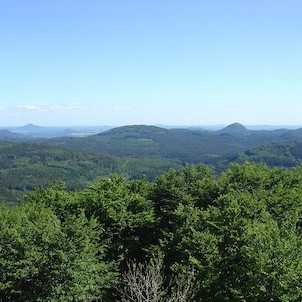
top-left (1, 163), bottom-right (302, 301)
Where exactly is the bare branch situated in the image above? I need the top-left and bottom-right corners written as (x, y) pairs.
top-left (117, 254), bottom-right (197, 302)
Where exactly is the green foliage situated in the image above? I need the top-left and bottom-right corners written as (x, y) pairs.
top-left (232, 141), bottom-right (302, 168)
top-left (148, 163), bottom-right (302, 301)
top-left (0, 142), bottom-right (121, 203)
top-left (3, 126), bottom-right (302, 204)
top-left (76, 175), bottom-right (155, 264)
top-left (149, 165), bottom-right (220, 291)
top-left (202, 164), bottom-right (302, 301)
top-left (46, 125), bottom-right (302, 166)
top-left (1, 163), bottom-right (302, 301)
top-left (0, 142), bottom-right (179, 203)
top-left (23, 175), bottom-right (156, 300)
top-left (0, 203), bottom-right (116, 301)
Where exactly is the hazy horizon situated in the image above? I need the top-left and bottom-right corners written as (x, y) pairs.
top-left (1, 1), bottom-right (301, 126)
top-left (1, 122), bottom-right (302, 132)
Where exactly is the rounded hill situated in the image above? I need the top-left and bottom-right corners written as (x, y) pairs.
top-left (220, 123), bottom-right (248, 133)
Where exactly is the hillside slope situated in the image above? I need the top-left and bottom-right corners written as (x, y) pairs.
top-left (230, 141), bottom-right (302, 167)
top-left (47, 124), bottom-right (302, 165)
top-left (0, 142), bottom-right (180, 203)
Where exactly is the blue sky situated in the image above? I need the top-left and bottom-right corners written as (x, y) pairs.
top-left (0, 0), bottom-right (301, 126)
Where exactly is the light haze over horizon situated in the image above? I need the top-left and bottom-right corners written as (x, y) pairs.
top-left (0, 1), bottom-right (301, 127)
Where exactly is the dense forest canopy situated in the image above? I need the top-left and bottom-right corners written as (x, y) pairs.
top-left (1, 124), bottom-right (302, 203)
top-left (46, 124), bottom-right (302, 163)
top-left (1, 124), bottom-right (302, 301)
top-left (1, 163), bottom-right (302, 301)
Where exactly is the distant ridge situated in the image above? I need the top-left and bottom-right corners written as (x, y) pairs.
top-left (100, 124), bottom-right (167, 136)
top-left (220, 122), bottom-right (248, 133)
top-left (17, 124), bottom-right (46, 132)
top-left (0, 129), bottom-right (25, 141)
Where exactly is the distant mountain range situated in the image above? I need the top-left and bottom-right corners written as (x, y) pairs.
top-left (44, 123), bottom-right (302, 165)
top-left (1, 122), bottom-right (302, 203)
top-left (2, 123), bottom-right (302, 157)
top-left (1, 124), bottom-right (113, 138)
top-left (1, 123), bottom-right (302, 139)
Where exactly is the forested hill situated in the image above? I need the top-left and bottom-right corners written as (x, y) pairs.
top-left (0, 130), bottom-right (30, 142)
top-left (0, 142), bottom-right (118, 203)
top-left (231, 141), bottom-right (302, 167)
top-left (47, 124), bottom-right (302, 164)
top-left (2, 124), bottom-right (302, 203)
top-left (218, 122), bottom-right (249, 133)
top-left (0, 142), bottom-right (180, 203)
